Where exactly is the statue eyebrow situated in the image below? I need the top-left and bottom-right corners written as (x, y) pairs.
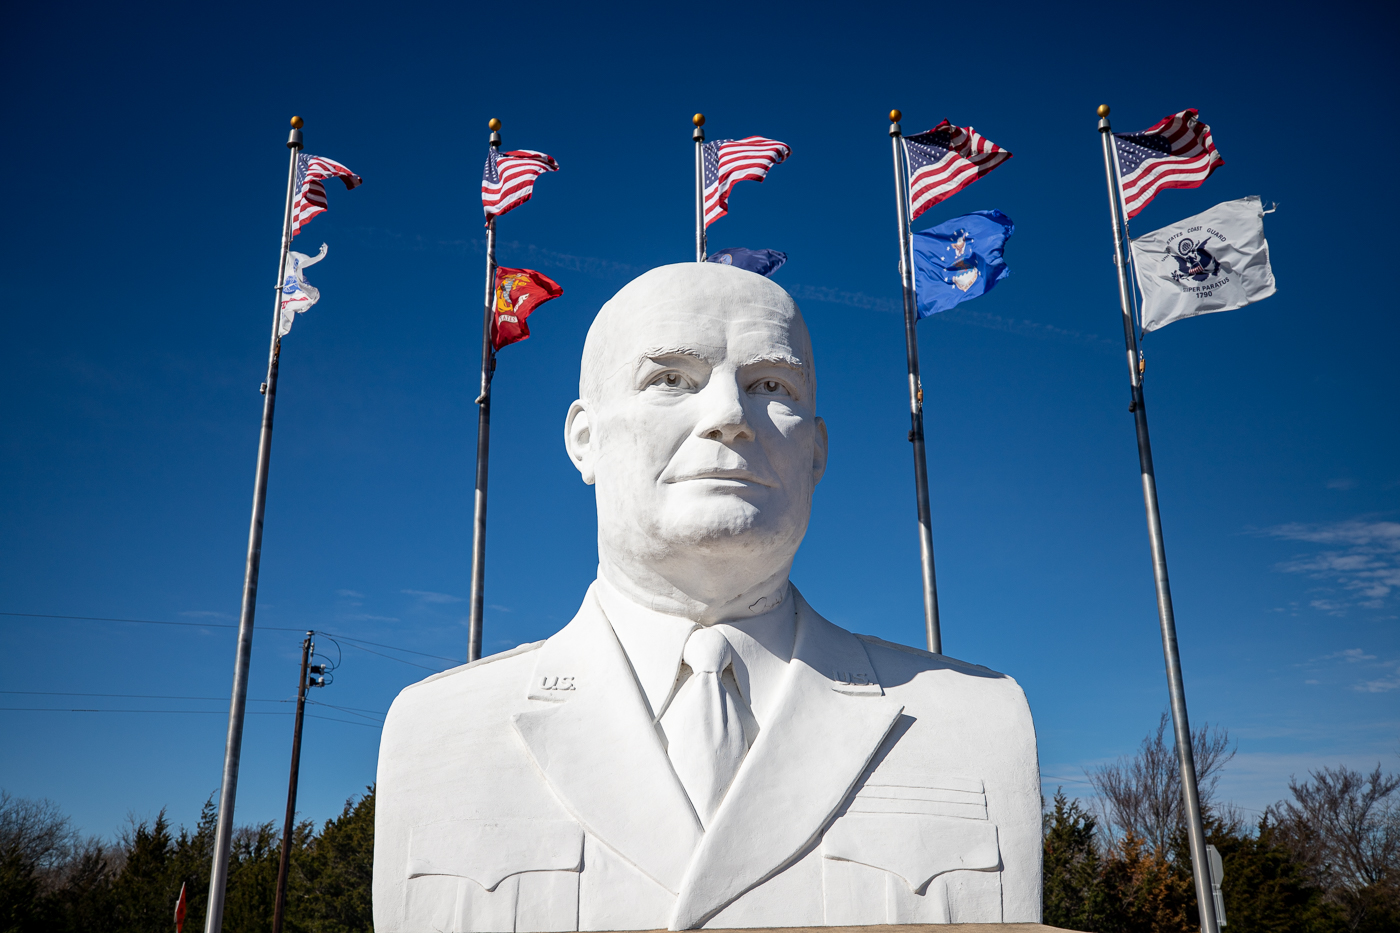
top-left (739, 353), bottom-right (806, 371)
top-left (633, 346), bottom-right (710, 369)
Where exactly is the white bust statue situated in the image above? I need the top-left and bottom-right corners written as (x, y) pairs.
top-left (374, 263), bottom-right (1042, 931)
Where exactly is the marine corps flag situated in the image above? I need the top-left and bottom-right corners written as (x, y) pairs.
top-left (492, 267), bottom-right (562, 350)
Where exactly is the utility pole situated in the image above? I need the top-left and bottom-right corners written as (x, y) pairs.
top-left (271, 631), bottom-right (326, 933)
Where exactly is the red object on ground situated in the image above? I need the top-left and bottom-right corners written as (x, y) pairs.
top-left (492, 267), bottom-right (563, 351)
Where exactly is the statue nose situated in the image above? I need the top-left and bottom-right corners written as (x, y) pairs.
top-left (696, 378), bottom-right (753, 443)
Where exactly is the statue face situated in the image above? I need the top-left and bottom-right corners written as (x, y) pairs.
top-left (568, 265), bottom-right (827, 585)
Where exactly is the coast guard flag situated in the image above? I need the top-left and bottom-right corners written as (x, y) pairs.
top-left (492, 267), bottom-right (563, 350)
top-left (910, 210), bottom-right (1014, 318)
top-left (1129, 196), bottom-right (1275, 332)
top-left (278, 243), bottom-right (328, 336)
top-left (706, 247), bottom-right (787, 277)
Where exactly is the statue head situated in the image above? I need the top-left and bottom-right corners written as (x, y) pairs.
top-left (565, 263), bottom-right (828, 623)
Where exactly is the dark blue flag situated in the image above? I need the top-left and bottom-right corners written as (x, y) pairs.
top-left (910, 210), bottom-right (1014, 319)
top-left (706, 247), bottom-right (787, 277)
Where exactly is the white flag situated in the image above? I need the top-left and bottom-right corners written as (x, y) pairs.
top-left (279, 243), bottom-right (328, 336)
top-left (1130, 196), bottom-right (1276, 332)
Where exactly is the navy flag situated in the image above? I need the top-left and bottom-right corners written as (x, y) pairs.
top-left (910, 210), bottom-right (1014, 318)
top-left (706, 247), bottom-right (787, 277)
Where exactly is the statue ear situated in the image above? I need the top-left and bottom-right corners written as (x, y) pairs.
top-left (565, 400), bottom-right (596, 485)
top-left (812, 416), bottom-right (829, 485)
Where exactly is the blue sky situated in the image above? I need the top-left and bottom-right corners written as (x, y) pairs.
top-left (2, 0), bottom-right (1395, 840)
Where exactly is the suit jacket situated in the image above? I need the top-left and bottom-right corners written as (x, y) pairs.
top-left (374, 585), bottom-right (1041, 931)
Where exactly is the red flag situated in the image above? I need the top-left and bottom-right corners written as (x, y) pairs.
top-left (492, 267), bottom-right (562, 351)
top-left (174, 882), bottom-right (187, 933)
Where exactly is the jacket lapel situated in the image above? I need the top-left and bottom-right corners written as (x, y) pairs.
top-left (512, 585), bottom-right (703, 895)
top-left (669, 592), bottom-right (905, 929)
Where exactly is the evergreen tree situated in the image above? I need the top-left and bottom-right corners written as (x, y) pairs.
top-left (296, 787), bottom-right (374, 933)
top-left (111, 812), bottom-right (178, 933)
top-left (0, 847), bottom-right (42, 933)
top-left (1043, 790), bottom-right (1111, 929)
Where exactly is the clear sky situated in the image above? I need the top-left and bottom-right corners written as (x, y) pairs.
top-left (2, 0), bottom-right (1395, 840)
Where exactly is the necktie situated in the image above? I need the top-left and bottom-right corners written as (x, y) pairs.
top-left (662, 626), bottom-right (748, 827)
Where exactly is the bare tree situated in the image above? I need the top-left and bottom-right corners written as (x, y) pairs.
top-left (1087, 713), bottom-right (1236, 857)
top-left (0, 789), bottom-right (78, 872)
top-left (1269, 764), bottom-right (1400, 930)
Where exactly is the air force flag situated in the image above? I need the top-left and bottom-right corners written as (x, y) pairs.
top-left (279, 243), bottom-right (328, 336)
top-left (910, 210), bottom-right (1013, 319)
top-left (1130, 196), bottom-right (1276, 332)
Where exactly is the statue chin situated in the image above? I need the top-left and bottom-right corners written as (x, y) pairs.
top-left (610, 495), bottom-right (806, 564)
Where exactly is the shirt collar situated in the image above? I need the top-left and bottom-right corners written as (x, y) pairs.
top-left (593, 574), bottom-right (796, 725)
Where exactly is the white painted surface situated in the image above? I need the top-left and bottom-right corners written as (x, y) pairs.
top-left (374, 264), bottom-right (1042, 930)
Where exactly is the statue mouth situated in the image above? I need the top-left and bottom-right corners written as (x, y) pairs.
top-left (665, 468), bottom-right (775, 487)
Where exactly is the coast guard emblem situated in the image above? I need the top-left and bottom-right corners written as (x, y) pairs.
top-left (1171, 236), bottom-right (1220, 283)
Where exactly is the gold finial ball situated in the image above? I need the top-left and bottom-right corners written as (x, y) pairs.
top-left (889, 109), bottom-right (902, 123)
top-left (1097, 104), bottom-right (1110, 118)
top-left (692, 113), bottom-right (705, 127)
top-left (290, 116), bottom-right (304, 129)
top-left (488, 118), bottom-right (501, 131)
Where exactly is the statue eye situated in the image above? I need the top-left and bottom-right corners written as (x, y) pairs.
top-left (751, 379), bottom-right (792, 397)
top-left (649, 371), bottom-right (691, 390)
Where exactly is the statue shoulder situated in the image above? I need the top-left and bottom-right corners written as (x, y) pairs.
top-left (385, 640), bottom-right (544, 726)
top-left (854, 632), bottom-right (1027, 700)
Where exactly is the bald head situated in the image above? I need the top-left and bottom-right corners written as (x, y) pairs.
top-left (580, 263), bottom-right (815, 406)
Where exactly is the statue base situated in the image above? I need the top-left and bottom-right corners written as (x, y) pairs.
top-left (596, 918), bottom-right (1075, 924)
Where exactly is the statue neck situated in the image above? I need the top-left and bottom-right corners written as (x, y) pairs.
top-left (596, 554), bottom-right (793, 626)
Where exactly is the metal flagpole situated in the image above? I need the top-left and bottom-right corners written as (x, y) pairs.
top-left (467, 118), bottom-right (502, 664)
top-left (1097, 103), bottom-right (1220, 933)
top-left (693, 114), bottom-right (707, 261)
top-left (204, 115), bottom-right (303, 933)
top-left (887, 110), bottom-right (942, 655)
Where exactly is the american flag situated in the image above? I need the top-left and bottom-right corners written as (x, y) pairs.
top-left (482, 148), bottom-right (559, 219)
top-left (1114, 109), bottom-right (1223, 218)
top-left (903, 121), bottom-right (1011, 221)
top-left (703, 136), bottom-right (791, 227)
top-left (291, 154), bottom-right (362, 237)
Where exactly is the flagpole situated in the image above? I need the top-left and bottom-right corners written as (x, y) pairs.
top-left (888, 110), bottom-right (942, 655)
top-left (1097, 104), bottom-right (1220, 933)
top-left (693, 114), bottom-right (707, 261)
top-left (467, 118), bottom-right (502, 664)
top-left (203, 115), bottom-right (303, 933)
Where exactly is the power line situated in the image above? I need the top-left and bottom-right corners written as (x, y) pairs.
top-left (339, 640), bottom-right (443, 672)
top-left (0, 610), bottom-right (463, 666)
top-left (0, 691), bottom-right (388, 717)
top-left (0, 708), bottom-right (379, 727)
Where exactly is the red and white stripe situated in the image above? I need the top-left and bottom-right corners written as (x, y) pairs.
top-left (292, 155), bottom-right (362, 237)
top-left (1119, 109), bottom-right (1223, 218)
top-left (906, 121), bottom-right (1011, 221)
top-left (704, 136), bottom-right (791, 227)
top-left (482, 149), bottom-right (559, 219)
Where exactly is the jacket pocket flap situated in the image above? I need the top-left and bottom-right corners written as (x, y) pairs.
top-left (822, 813), bottom-right (1000, 893)
top-left (407, 819), bottom-right (582, 891)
